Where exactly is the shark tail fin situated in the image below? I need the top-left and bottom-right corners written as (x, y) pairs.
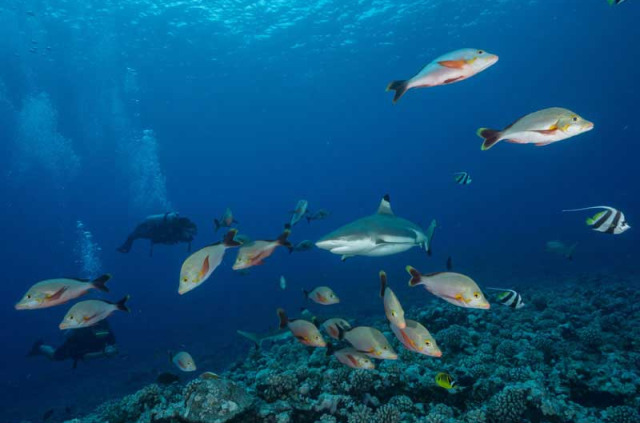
top-left (566, 243), bottom-right (578, 261)
top-left (237, 330), bottom-right (262, 349)
top-left (386, 80), bottom-right (409, 104)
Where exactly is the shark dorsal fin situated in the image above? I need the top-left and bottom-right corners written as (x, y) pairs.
top-left (377, 194), bottom-right (394, 215)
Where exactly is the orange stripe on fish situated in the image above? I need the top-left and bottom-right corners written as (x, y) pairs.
top-left (317, 293), bottom-right (328, 304)
top-left (198, 255), bottom-right (210, 280)
top-left (346, 354), bottom-right (359, 367)
top-left (438, 60), bottom-right (467, 69)
top-left (399, 328), bottom-right (417, 351)
top-left (46, 286), bottom-right (68, 301)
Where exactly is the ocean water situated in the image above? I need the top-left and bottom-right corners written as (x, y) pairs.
top-left (1, 0), bottom-right (639, 422)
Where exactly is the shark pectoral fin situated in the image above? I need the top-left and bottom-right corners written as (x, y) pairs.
top-left (340, 255), bottom-right (353, 262)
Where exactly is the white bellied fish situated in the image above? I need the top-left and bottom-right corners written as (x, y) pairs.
top-left (327, 345), bottom-right (375, 370)
top-left (290, 200), bottom-right (309, 226)
top-left (406, 266), bottom-right (490, 310)
top-left (171, 351), bottom-right (197, 372)
top-left (386, 48), bottom-right (498, 104)
top-left (316, 195), bottom-right (437, 260)
top-left (304, 286), bottom-right (340, 305)
top-left (390, 319), bottom-right (441, 357)
top-left (563, 206), bottom-right (630, 235)
top-left (179, 229), bottom-right (242, 295)
top-left (321, 318), bottom-right (351, 340)
top-left (478, 107), bottom-right (594, 150)
top-left (277, 308), bottom-right (326, 348)
top-left (379, 271), bottom-right (405, 329)
top-left (214, 208), bottom-right (238, 231)
top-left (545, 241), bottom-right (577, 260)
top-left (59, 295), bottom-right (130, 330)
top-left (15, 274), bottom-right (111, 310)
top-left (339, 326), bottom-right (397, 360)
top-left (233, 225), bottom-right (293, 270)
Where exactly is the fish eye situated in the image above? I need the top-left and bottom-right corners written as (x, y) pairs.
top-left (27, 295), bottom-right (32, 299)
top-left (383, 346), bottom-right (388, 350)
top-left (183, 277), bottom-right (188, 282)
top-left (473, 292), bottom-right (480, 299)
top-left (572, 116), bottom-right (578, 122)
top-left (391, 311), bottom-right (396, 317)
top-left (68, 315), bottom-right (74, 320)
top-left (425, 340), bottom-right (431, 346)
top-left (477, 50), bottom-right (484, 54)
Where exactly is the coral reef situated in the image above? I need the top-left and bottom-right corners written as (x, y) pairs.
top-left (65, 281), bottom-right (640, 423)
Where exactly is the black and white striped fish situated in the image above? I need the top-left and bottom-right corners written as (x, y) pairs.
top-left (486, 288), bottom-right (525, 309)
top-left (563, 206), bottom-right (630, 235)
top-left (453, 172), bottom-right (472, 185)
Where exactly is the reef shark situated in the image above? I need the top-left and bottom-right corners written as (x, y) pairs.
top-left (315, 195), bottom-right (437, 261)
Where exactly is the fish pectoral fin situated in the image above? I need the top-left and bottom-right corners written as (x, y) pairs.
top-left (438, 60), bottom-right (466, 69)
top-left (443, 76), bottom-right (464, 84)
top-left (531, 129), bottom-right (558, 135)
top-left (46, 286), bottom-right (69, 300)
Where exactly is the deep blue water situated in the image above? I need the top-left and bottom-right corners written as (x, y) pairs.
top-left (1, 0), bottom-right (639, 421)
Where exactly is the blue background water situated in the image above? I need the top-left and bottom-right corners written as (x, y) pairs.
top-left (0, 0), bottom-right (638, 421)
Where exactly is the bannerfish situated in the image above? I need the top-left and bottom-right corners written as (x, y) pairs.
top-left (303, 286), bottom-right (340, 305)
top-left (486, 288), bottom-right (525, 309)
top-left (338, 325), bottom-right (397, 360)
top-left (306, 209), bottom-right (330, 223)
top-left (454, 172), bottom-right (472, 185)
top-left (607, 0), bottom-right (626, 5)
top-left (327, 344), bottom-right (375, 370)
top-left (237, 328), bottom-right (292, 349)
top-left (406, 266), bottom-right (490, 309)
top-left (170, 351), bottom-right (196, 372)
top-left (390, 319), bottom-right (441, 357)
top-left (290, 200), bottom-right (309, 226)
top-left (563, 206), bottom-right (630, 235)
top-left (477, 107), bottom-right (594, 150)
top-left (179, 229), bottom-right (242, 295)
top-left (435, 372), bottom-right (456, 389)
top-left (316, 195), bottom-right (437, 261)
top-left (200, 371), bottom-right (220, 380)
top-left (321, 318), bottom-right (351, 340)
top-left (277, 308), bottom-right (326, 348)
top-left (545, 241), bottom-right (577, 260)
top-left (232, 225), bottom-right (293, 270)
top-left (214, 208), bottom-right (238, 232)
top-left (280, 275), bottom-right (286, 290)
top-left (15, 274), bottom-right (111, 310)
top-left (386, 48), bottom-right (498, 104)
top-left (291, 240), bottom-right (314, 253)
top-left (379, 271), bottom-right (406, 329)
top-left (59, 295), bottom-right (130, 330)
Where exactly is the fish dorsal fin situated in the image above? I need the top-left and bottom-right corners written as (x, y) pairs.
top-left (377, 194), bottom-right (394, 215)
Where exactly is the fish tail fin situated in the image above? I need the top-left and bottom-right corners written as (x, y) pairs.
top-left (223, 229), bottom-right (242, 247)
top-left (237, 330), bottom-right (261, 349)
top-left (386, 80), bottom-right (409, 104)
top-left (27, 339), bottom-right (44, 357)
top-left (302, 289), bottom-right (310, 300)
top-left (91, 274), bottom-right (112, 293)
top-left (425, 219), bottom-right (437, 256)
top-left (406, 266), bottom-right (422, 287)
top-left (214, 219), bottom-right (221, 231)
top-left (567, 243), bottom-right (578, 260)
top-left (277, 225), bottom-right (293, 251)
top-left (115, 295), bottom-right (131, 312)
top-left (326, 342), bottom-right (335, 357)
top-left (477, 128), bottom-right (502, 150)
top-left (277, 308), bottom-right (288, 329)
top-left (379, 271), bottom-right (387, 298)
